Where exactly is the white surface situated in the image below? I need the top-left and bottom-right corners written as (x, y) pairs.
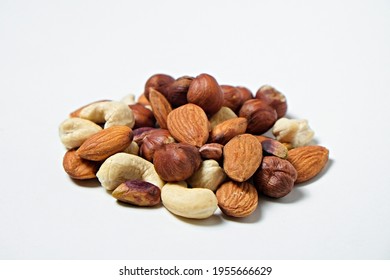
top-left (1, 0), bottom-right (389, 260)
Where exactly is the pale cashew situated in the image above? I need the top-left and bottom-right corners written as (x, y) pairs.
top-left (272, 117), bottom-right (314, 148)
top-left (123, 141), bottom-right (139, 156)
top-left (59, 118), bottom-right (102, 149)
top-left (161, 183), bottom-right (218, 219)
top-left (120, 94), bottom-right (136, 105)
top-left (209, 107), bottom-right (237, 129)
top-left (96, 153), bottom-right (164, 191)
top-left (79, 101), bottom-right (135, 128)
top-left (187, 160), bottom-right (226, 191)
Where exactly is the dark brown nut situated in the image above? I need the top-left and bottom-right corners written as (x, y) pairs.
top-left (199, 143), bottom-right (224, 161)
top-left (261, 139), bottom-right (288, 159)
top-left (216, 181), bottom-right (258, 218)
top-left (236, 86), bottom-right (253, 103)
top-left (153, 143), bottom-right (202, 182)
top-left (209, 117), bottom-right (248, 145)
top-left (148, 88), bottom-right (172, 129)
top-left (187, 73), bottom-right (224, 116)
top-left (140, 129), bottom-right (175, 162)
top-left (165, 76), bottom-right (193, 107)
top-left (253, 156), bottom-right (297, 198)
top-left (239, 99), bottom-right (277, 135)
top-left (220, 85), bottom-right (243, 113)
top-left (129, 103), bottom-right (155, 128)
top-left (112, 179), bottom-right (161, 206)
top-left (63, 149), bottom-right (101, 179)
top-left (255, 85), bottom-right (287, 119)
top-left (144, 73), bottom-right (175, 99)
top-left (132, 127), bottom-right (156, 145)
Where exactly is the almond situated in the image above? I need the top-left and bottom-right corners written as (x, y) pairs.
top-left (223, 134), bottom-right (262, 182)
top-left (148, 88), bottom-right (172, 129)
top-left (167, 103), bottom-right (209, 147)
top-left (77, 126), bottom-right (133, 161)
top-left (209, 117), bottom-right (247, 145)
top-left (63, 149), bottom-right (100, 179)
top-left (286, 145), bottom-right (329, 183)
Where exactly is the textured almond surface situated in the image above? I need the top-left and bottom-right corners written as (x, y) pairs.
top-left (216, 181), bottom-right (258, 218)
top-left (148, 88), bottom-right (172, 129)
top-left (223, 134), bottom-right (262, 182)
top-left (287, 145), bottom-right (329, 183)
top-left (209, 117), bottom-right (247, 145)
top-left (77, 126), bottom-right (133, 161)
top-left (167, 103), bottom-right (209, 147)
top-left (62, 149), bottom-right (100, 179)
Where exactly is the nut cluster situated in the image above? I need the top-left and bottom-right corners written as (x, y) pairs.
top-left (59, 73), bottom-right (329, 220)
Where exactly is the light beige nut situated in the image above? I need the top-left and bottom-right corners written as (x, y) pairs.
top-left (161, 182), bottom-right (218, 219)
top-left (187, 160), bottom-right (226, 192)
top-left (79, 101), bottom-right (135, 128)
top-left (112, 179), bottom-right (161, 206)
top-left (123, 141), bottom-right (139, 156)
top-left (62, 149), bottom-right (101, 179)
top-left (209, 106), bottom-right (237, 129)
top-left (59, 118), bottom-right (103, 149)
top-left (120, 94), bottom-right (136, 105)
top-left (77, 126), bottom-right (133, 161)
top-left (272, 117), bottom-right (314, 148)
top-left (216, 181), bottom-right (258, 218)
top-left (96, 153), bottom-right (165, 191)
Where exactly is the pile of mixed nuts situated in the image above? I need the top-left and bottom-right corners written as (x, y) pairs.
top-left (59, 73), bottom-right (329, 220)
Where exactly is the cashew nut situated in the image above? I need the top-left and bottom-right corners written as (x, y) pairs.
top-left (209, 107), bottom-right (237, 129)
top-left (187, 160), bottom-right (226, 191)
top-left (161, 183), bottom-right (218, 219)
top-left (272, 117), bottom-right (314, 148)
top-left (79, 101), bottom-right (135, 128)
top-left (120, 94), bottom-right (136, 105)
top-left (59, 118), bottom-right (102, 149)
top-left (123, 141), bottom-right (139, 156)
top-left (96, 153), bottom-right (164, 191)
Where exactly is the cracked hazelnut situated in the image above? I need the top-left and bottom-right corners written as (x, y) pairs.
top-left (254, 156), bottom-right (297, 198)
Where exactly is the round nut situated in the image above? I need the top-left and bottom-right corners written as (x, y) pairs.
top-left (236, 86), bottom-right (253, 103)
top-left (216, 181), bottom-right (258, 218)
top-left (144, 73), bottom-right (175, 99)
top-left (256, 85), bottom-right (287, 119)
top-left (153, 143), bottom-right (202, 182)
top-left (187, 73), bottom-right (224, 116)
top-left (165, 76), bottom-right (193, 107)
top-left (112, 180), bottom-right (161, 206)
top-left (253, 156), bottom-right (297, 198)
top-left (140, 129), bottom-right (175, 162)
top-left (129, 103), bottom-right (155, 128)
top-left (239, 99), bottom-right (277, 135)
top-left (199, 143), bottom-right (224, 161)
top-left (221, 85), bottom-right (243, 113)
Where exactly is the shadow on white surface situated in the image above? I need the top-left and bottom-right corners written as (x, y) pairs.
top-left (70, 178), bottom-right (101, 188)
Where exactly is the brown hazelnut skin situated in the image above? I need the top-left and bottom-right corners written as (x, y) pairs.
top-left (165, 76), bottom-right (193, 108)
top-left (255, 85), bottom-right (287, 119)
top-left (187, 73), bottom-right (224, 116)
top-left (140, 129), bottom-right (175, 162)
top-left (236, 86), bottom-right (253, 103)
top-left (253, 156), bottom-right (297, 198)
top-left (220, 85), bottom-right (243, 113)
top-left (129, 103), bottom-right (155, 128)
top-left (153, 143), bottom-right (202, 182)
top-left (144, 74), bottom-right (175, 100)
top-left (199, 143), bottom-right (224, 161)
top-left (239, 99), bottom-right (278, 135)
top-left (132, 127), bottom-right (156, 145)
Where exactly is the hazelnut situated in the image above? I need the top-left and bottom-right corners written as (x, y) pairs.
top-left (239, 99), bottom-right (277, 135)
top-left (187, 73), bottom-right (224, 116)
top-left (140, 129), bottom-right (176, 162)
top-left (220, 85), bottom-right (243, 113)
top-left (255, 85), bottom-right (287, 119)
top-left (132, 127), bottom-right (156, 145)
top-left (144, 73), bottom-right (175, 99)
top-left (153, 143), bottom-right (202, 182)
top-left (199, 143), bottom-right (224, 161)
top-left (165, 76), bottom-right (193, 107)
top-left (236, 86), bottom-right (253, 103)
top-left (129, 103), bottom-right (155, 128)
top-left (112, 179), bottom-right (161, 206)
top-left (253, 156), bottom-right (297, 198)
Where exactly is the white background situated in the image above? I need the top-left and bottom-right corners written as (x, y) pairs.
top-left (1, 0), bottom-right (389, 260)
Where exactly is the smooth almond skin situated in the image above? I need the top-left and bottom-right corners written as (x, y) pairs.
top-left (187, 73), bottom-right (224, 116)
top-left (77, 126), bottom-right (133, 161)
top-left (209, 117), bottom-right (247, 145)
top-left (223, 134), bottom-right (262, 182)
top-left (63, 149), bottom-right (100, 179)
top-left (287, 146), bottom-right (329, 183)
top-left (112, 180), bottom-right (161, 206)
top-left (148, 88), bottom-right (172, 129)
top-left (216, 181), bottom-right (258, 218)
top-left (161, 183), bottom-right (218, 219)
top-left (167, 103), bottom-right (209, 147)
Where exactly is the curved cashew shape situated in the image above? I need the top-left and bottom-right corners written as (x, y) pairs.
top-left (272, 117), bottom-right (314, 148)
top-left (161, 183), bottom-right (218, 219)
top-left (123, 141), bottom-right (139, 156)
top-left (120, 94), bottom-right (136, 105)
top-left (187, 160), bottom-right (226, 191)
top-left (79, 101), bottom-right (135, 128)
top-left (59, 118), bottom-right (102, 149)
top-left (96, 153), bottom-right (164, 191)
